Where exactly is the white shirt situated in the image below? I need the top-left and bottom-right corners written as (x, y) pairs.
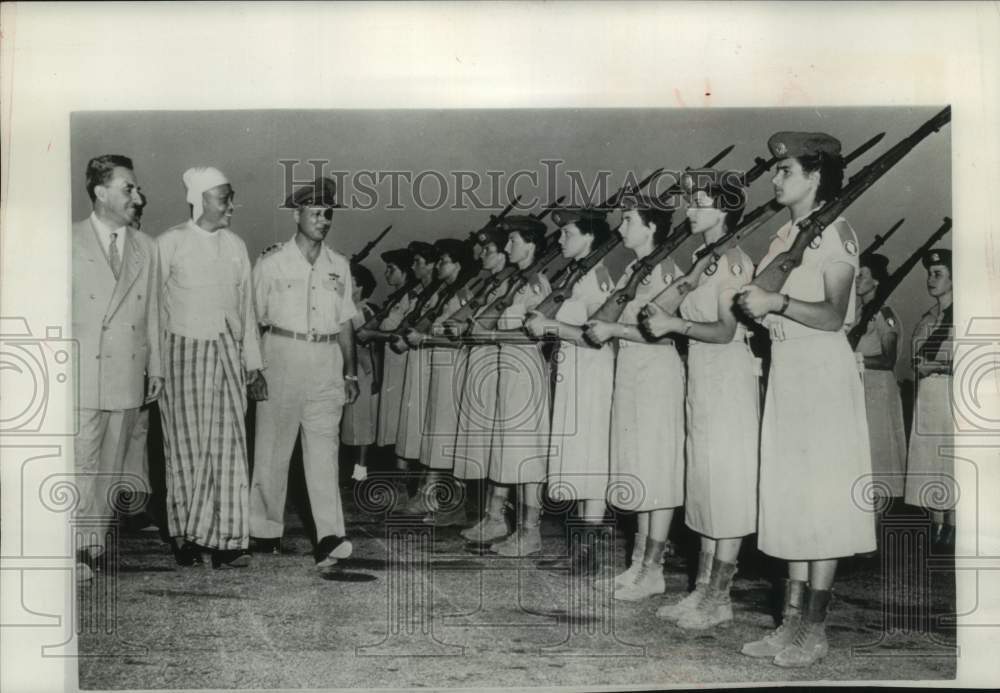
top-left (89, 211), bottom-right (126, 265)
top-left (157, 220), bottom-right (262, 370)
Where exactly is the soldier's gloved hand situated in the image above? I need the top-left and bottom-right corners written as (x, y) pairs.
top-left (352, 464), bottom-right (368, 482)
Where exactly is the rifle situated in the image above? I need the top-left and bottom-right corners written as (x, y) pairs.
top-left (847, 216), bottom-right (952, 350)
top-left (358, 276), bottom-right (419, 334)
top-left (536, 144), bottom-right (737, 319)
top-left (407, 196), bottom-right (525, 334)
top-left (751, 107), bottom-right (950, 294)
top-left (862, 217), bottom-right (905, 256)
top-left (641, 132), bottom-right (887, 320)
top-left (350, 225), bottom-right (393, 264)
top-left (588, 151), bottom-right (781, 326)
top-left (442, 195), bottom-right (568, 328)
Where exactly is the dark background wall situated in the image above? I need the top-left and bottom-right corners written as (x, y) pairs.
top-left (71, 107), bottom-right (951, 379)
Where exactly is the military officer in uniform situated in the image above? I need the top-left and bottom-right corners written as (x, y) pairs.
top-left (250, 177), bottom-right (360, 570)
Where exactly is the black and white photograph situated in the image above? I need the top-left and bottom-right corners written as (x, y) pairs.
top-left (2, 3), bottom-right (999, 692)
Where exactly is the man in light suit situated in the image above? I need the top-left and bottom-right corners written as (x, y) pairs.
top-left (72, 154), bottom-right (162, 582)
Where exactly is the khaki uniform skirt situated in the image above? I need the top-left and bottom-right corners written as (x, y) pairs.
top-left (376, 347), bottom-right (408, 446)
top-left (452, 345), bottom-right (500, 480)
top-left (863, 368), bottom-right (908, 498)
top-left (608, 341), bottom-right (685, 512)
top-left (904, 375), bottom-right (956, 511)
top-left (684, 340), bottom-right (760, 538)
top-left (758, 332), bottom-right (876, 559)
top-left (419, 346), bottom-right (468, 471)
top-left (489, 342), bottom-right (551, 485)
top-left (395, 346), bottom-right (432, 460)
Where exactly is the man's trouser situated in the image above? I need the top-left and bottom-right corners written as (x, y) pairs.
top-left (74, 407), bottom-right (139, 551)
top-left (250, 333), bottom-right (347, 540)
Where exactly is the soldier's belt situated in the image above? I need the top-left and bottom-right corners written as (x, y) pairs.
top-left (266, 325), bottom-right (339, 343)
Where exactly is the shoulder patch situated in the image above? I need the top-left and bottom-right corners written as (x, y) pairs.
top-left (880, 306), bottom-right (898, 328)
top-left (832, 219), bottom-right (858, 255)
top-left (594, 264), bottom-right (613, 293)
top-left (259, 242), bottom-right (282, 258)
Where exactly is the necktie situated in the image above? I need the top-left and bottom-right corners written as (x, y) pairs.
top-left (109, 232), bottom-right (121, 279)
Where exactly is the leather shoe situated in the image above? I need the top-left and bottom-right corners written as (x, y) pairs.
top-left (315, 535), bottom-right (353, 569)
top-left (211, 549), bottom-right (252, 569)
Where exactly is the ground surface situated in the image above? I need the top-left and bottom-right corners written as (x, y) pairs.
top-left (78, 483), bottom-right (957, 690)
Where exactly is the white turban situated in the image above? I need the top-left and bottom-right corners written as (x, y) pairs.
top-left (182, 166), bottom-right (229, 221)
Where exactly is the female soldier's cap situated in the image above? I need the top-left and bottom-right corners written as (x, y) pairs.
top-left (407, 240), bottom-right (439, 262)
top-left (681, 168), bottom-right (747, 194)
top-left (496, 215), bottom-right (547, 236)
top-left (767, 132), bottom-right (842, 159)
top-left (433, 237), bottom-right (468, 263)
top-left (860, 252), bottom-right (890, 283)
top-left (551, 207), bottom-right (608, 228)
top-left (618, 193), bottom-right (674, 213)
top-left (922, 248), bottom-right (951, 271)
top-left (282, 177), bottom-right (340, 209)
top-left (475, 226), bottom-right (509, 251)
top-left (350, 262), bottom-right (377, 298)
top-left (380, 248), bottom-right (414, 271)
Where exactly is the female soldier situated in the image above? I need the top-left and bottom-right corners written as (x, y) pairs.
top-left (903, 249), bottom-right (955, 547)
top-left (407, 238), bottom-right (477, 525)
top-left (855, 253), bottom-right (907, 504)
top-left (468, 217), bottom-right (552, 554)
top-left (342, 262), bottom-right (380, 479)
top-left (736, 132), bottom-right (876, 668)
top-left (640, 170), bottom-right (758, 628)
top-left (524, 208), bottom-right (614, 574)
top-left (583, 193), bottom-right (683, 601)
top-left (452, 226), bottom-right (510, 537)
top-left (393, 242), bottom-right (440, 507)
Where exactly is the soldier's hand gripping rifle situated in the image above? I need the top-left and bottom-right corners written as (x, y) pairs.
top-left (357, 276), bottom-right (421, 340)
top-left (747, 107), bottom-right (950, 297)
top-left (639, 132), bottom-right (886, 330)
top-left (535, 145), bottom-right (736, 321)
top-left (847, 216), bottom-right (952, 350)
top-left (350, 224), bottom-right (393, 264)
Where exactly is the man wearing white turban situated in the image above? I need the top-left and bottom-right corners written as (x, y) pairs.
top-left (156, 166), bottom-right (263, 569)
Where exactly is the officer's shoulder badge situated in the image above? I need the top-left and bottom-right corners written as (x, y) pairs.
top-left (594, 264), bottom-right (613, 292)
top-left (259, 242), bottom-right (282, 258)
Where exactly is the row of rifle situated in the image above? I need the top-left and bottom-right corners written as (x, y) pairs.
top-left (346, 107), bottom-right (951, 350)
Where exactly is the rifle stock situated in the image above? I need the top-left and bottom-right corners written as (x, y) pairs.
top-left (847, 217), bottom-right (951, 349)
top-left (752, 109), bottom-right (949, 293)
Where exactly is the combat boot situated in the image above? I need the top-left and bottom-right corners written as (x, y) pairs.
top-left (492, 504), bottom-right (542, 556)
top-left (773, 585), bottom-right (832, 668)
top-left (677, 558), bottom-right (738, 630)
top-left (613, 561), bottom-right (666, 601)
top-left (656, 548), bottom-right (713, 622)
top-left (740, 578), bottom-right (806, 657)
top-left (594, 532), bottom-right (645, 592)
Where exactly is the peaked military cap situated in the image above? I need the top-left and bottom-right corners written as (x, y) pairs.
top-left (282, 177), bottom-right (340, 209)
top-left (408, 240), bottom-right (439, 262)
top-left (496, 215), bottom-right (547, 236)
top-left (922, 248), bottom-right (951, 271)
top-left (381, 247), bottom-right (414, 271)
top-left (474, 226), bottom-right (509, 251)
top-left (767, 132), bottom-right (842, 160)
top-left (860, 252), bottom-right (891, 283)
top-left (433, 237), bottom-right (468, 262)
top-left (551, 206), bottom-right (608, 228)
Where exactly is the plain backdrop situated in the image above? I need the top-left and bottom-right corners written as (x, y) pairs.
top-left (71, 107), bottom-right (951, 379)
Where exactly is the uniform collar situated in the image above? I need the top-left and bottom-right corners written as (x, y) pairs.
top-left (776, 205), bottom-right (823, 241)
top-left (288, 236), bottom-right (332, 267)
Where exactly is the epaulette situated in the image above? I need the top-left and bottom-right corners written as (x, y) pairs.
top-left (658, 258), bottom-right (676, 286)
top-left (723, 247), bottom-right (748, 278)
top-left (594, 264), bottom-right (613, 293)
top-left (832, 219), bottom-right (860, 257)
top-left (880, 305), bottom-right (898, 328)
top-left (259, 242), bottom-right (282, 258)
